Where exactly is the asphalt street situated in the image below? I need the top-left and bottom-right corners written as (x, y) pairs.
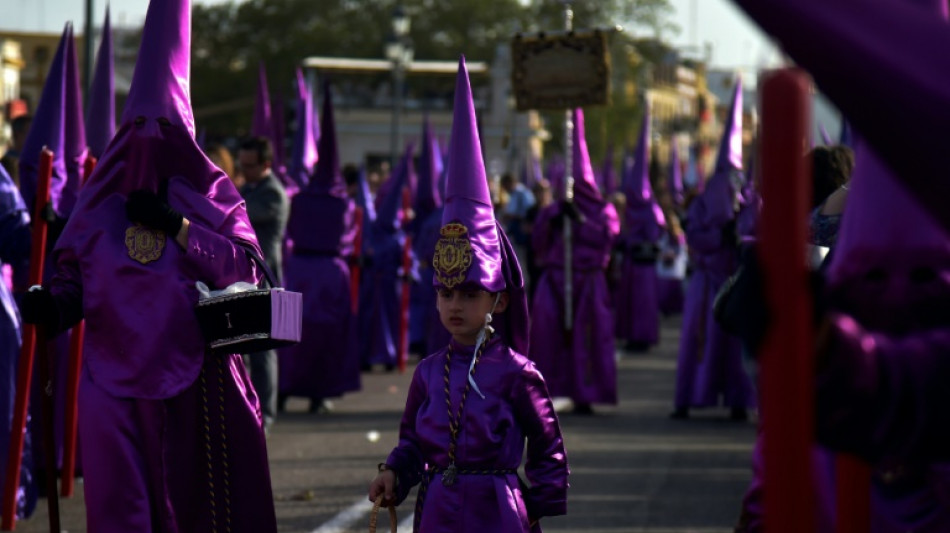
top-left (18, 315), bottom-right (756, 532)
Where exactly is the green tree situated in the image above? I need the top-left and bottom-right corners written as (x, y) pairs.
top-left (188, 0), bottom-right (676, 154)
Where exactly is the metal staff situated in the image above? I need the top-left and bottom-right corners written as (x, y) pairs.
top-left (759, 68), bottom-right (815, 533)
top-left (2, 148), bottom-right (55, 531)
top-left (60, 154), bottom-right (96, 498)
top-left (562, 1), bottom-right (575, 340)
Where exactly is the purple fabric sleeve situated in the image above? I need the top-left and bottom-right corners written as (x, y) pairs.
top-left (181, 222), bottom-right (259, 289)
top-left (386, 362), bottom-right (428, 505)
top-left (817, 313), bottom-right (950, 464)
top-left (512, 360), bottom-right (569, 520)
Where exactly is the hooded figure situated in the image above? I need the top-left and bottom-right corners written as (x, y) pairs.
top-left (358, 144), bottom-right (415, 369)
top-left (0, 163), bottom-right (36, 520)
top-left (251, 62), bottom-right (290, 193)
top-left (529, 108), bottom-right (621, 413)
top-left (278, 82), bottom-right (360, 411)
top-left (23, 0), bottom-right (278, 530)
top-left (671, 77), bottom-right (754, 420)
top-left (657, 139), bottom-right (687, 316)
top-left (286, 68), bottom-right (317, 192)
top-left (379, 56), bottom-right (568, 533)
top-left (614, 108), bottom-right (666, 350)
top-left (16, 24), bottom-right (83, 476)
top-left (409, 117), bottom-right (451, 357)
top-left (85, 6), bottom-right (116, 160)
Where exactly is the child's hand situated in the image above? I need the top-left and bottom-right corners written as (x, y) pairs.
top-left (368, 468), bottom-right (396, 507)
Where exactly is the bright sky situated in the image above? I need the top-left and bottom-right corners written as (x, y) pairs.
top-left (3, 0), bottom-right (778, 70)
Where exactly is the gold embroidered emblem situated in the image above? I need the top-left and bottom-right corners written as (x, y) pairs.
top-left (125, 224), bottom-right (166, 265)
top-left (432, 222), bottom-right (473, 288)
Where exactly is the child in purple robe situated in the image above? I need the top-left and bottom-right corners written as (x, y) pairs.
top-left (368, 57), bottom-right (568, 533)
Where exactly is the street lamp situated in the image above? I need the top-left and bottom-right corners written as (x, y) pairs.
top-left (385, 4), bottom-right (413, 166)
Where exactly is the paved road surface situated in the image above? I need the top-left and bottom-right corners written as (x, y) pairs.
top-left (17, 315), bottom-right (756, 532)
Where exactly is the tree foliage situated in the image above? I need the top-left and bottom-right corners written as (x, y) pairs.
top-left (190, 0), bottom-right (677, 157)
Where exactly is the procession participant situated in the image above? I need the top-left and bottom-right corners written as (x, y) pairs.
top-left (359, 145), bottom-right (415, 370)
top-left (409, 117), bottom-right (450, 358)
top-left (615, 108), bottom-right (665, 352)
top-left (369, 57), bottom-right (568, 532)
top-left (671, 78), bottom-right (754, 421)
top-left (529, 108), bottom-right (620, 415)
top-left (18, 0), bottom-right (278, 529)
top-left (0, 164), bottom-right (35, 520)
top-left (278, 82), bottom-right (360, 413)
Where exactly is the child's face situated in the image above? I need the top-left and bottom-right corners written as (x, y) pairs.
top-left (436, 288), bottom-right (509, 346)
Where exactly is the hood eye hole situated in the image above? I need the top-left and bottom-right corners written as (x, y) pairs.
top-left (157, 117), bottom-right (171, 127)
top-left (910, 267), bottom-right (937, 284)
top-left (133, 116), bottom-right (146, 126)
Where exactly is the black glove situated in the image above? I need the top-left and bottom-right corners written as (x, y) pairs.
top-left (125, 189), bottom-right (183, 235)
top-left (19, 286), bottom-right (59, 331)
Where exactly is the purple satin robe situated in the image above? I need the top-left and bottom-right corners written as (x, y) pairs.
top-left (529, 201), bottom-right (620, 404)
top-left (673, 198), bottom-right (754, 409)
top-left (386, 336), bottom-right (568, 532)
top-left (615, 207), bottom-right (664, 345)
top-left (279, 192), bottom-right (360, 400)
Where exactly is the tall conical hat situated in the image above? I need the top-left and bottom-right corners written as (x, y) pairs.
top-left (434, 56), bottom-right (528, 354)
top-left (375, 143), bottom-right (414, 233)
top-left (415, 115), bottom-right (443, 221)
top-left (570, 108), bottom-right (605, 216)
top-left (62, 24), bottom-right (86, 216)
top-left (287, 68), bottom-right (317, 189)
top-left (622, 108), bottom-right (665, 231)
top-left (714, 76), bottom-right (744, 174)
top-left (251, 62), bottom-right (273, 142)
top-left (307, 81), bottom-right (344, 197)
top-left (19, 24), bottom-right (68, 214)
top-left (86, 6), bottom-right (115, 159)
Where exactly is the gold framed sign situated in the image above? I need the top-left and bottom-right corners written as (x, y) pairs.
top-left (511, 31), bottom-right (610, 111)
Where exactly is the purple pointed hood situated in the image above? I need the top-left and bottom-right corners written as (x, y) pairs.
top-left (701, 78), bottom-right (744, 226)
top-left (307, 82), bottom-right (344, 197)
top-left (414, 116), bottom-right (443, 221)
top-left (252, 62), bottom-right (273, 141)
top-left (271, 91), bottom-right (287, 174)
top-left (669, 140), bottom-right (684, 206)
top-left (622, 110), bottom-right (665, 233)
top-left (375, 143), bottom-right (414, 233)
top-left (601, 142), bottom-right (617, 194)
top-left (287, 68), bottom-right (317, 190)
top-left (86, 6), bottom-right (115, 159)
top-left (19, 25), bottom-right (69, 216)
top-left (715, 76), bottom-right (744, 174)
top-left (624, 109), bottom-right (652, 205)
top-left (54, 0), bottom-right (260, 398)
top-left (434, 56), bottom-right (528, 354)
top-left (729, 0), bottom-right (950, 235)
top-left (62, 24), bottom-right (87, 214)
top-left (355, 167), bottom-right (377, 225)
top-left (571, 108), bottom-right (606, 216)
top-left (121, 1), bottom-right (194, 137)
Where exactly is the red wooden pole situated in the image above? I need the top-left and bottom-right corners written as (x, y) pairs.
top-left (350, 206), bottom-right (364, 315)
top-left (60, 154), bottom-right (95, 498)
top-left (759, 68), bottom-right (815, 533)
top-left (2, 148), bottom-right (54, 530)
top-left (398, 187), bottom-right (412, 373)
top-left (835, 454), bottom-right (871, 533)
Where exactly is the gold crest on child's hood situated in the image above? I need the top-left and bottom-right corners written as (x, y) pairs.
top-left (433, 222), bottom-right (473, 288)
